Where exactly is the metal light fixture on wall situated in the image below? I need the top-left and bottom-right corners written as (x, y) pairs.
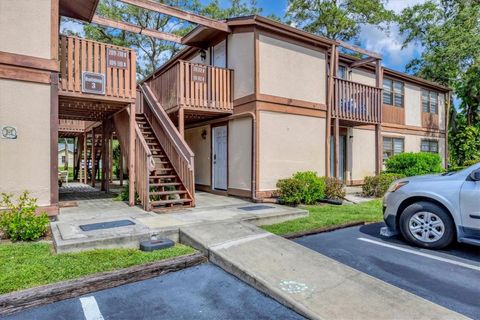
top-left (200, 49), bottom-right (207, 62)
top-left (201, 129), bottom-right (207, 140)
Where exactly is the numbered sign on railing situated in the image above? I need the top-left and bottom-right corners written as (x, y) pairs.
top-left (82, 72), bottom-right (105, 95)
top-left (191, 65), bottom-right (207, 83)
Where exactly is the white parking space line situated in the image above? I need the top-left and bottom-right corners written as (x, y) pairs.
top-left (80, 296), bottom-right (104, 320)
top-left (358, 237), bottom-right (480, 272)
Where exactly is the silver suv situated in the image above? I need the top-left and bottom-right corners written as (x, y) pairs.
top-left (382, 162), bottom-right (480, 249)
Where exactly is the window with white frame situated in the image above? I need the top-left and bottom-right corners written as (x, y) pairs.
top-left (383, 137), bottom-right (404, 160)
top-left (422, 89), bottom-right (438, 114)
top-left (421, 139), bottom-right (439, 153)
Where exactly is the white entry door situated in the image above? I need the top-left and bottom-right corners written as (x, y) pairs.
top-left (212, 125), bottom-right (228, 190)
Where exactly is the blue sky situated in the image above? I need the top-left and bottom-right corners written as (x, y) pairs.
top-left (206, 0), bottom-right (426, 74)
top-left (62, 0), bottom-right (424, 74)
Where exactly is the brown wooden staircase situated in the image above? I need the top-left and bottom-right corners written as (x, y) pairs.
top-left (135, 113), bottom-right (193, 210)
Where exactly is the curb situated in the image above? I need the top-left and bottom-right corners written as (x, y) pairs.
top-left (281, 221), bottom-right (366, 239)
top-left (0, 252), bottom-right (206, 316)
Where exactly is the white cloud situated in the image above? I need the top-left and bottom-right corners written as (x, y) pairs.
top-left (60, 19), bottom-right (85, 36)
top-left (356, 0), bottom-right (428, 72)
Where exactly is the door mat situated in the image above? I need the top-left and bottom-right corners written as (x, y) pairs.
top-left (79, 220), bottom-right (135, 232)
top-left (238, 205), bottom-right (274, 211)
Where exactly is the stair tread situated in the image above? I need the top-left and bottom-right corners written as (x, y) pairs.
top-left (150, 182), bottom-right (181, 187)
top-left (149, 190), bottom-right (187, 196)
top-left (150, 199), bottom-right (192, 206)
top-left (150, 173), bottom-right (175, 177)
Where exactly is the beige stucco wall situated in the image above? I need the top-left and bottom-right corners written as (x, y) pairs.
top-left (189, 51), bottom-right (211, 65)
top-left (404, 83), bottom-right (422, 127)
top-left (0, 0), bottom-right (51, 59)
top-left (258, 34), bottom-right (326, 104)
top-left (258, 111), bottom-right (326, 191)
top-left (0, 79), bottom-right (51, 206)
top-left (383, 132), bottom-right (446, 166)
top-left (350, 128), bottom-right (376, 180)
top-left (228, 117), bottom-right (252, 191)
top-left (350, 69), bottom-right (376, 87)
top-left (185, 125), bottom-right (211, 186)
top-left (228, 33), bottom-right (254, 99)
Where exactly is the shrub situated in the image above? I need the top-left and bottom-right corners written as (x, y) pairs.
top-left (362, 173), bottom-right (406, 198)
top-left (277, 171), bottom-right (326, 205)
top-left (463, 159), bottom-right (479, 167)
top-left (385, 152), bottom-right (444, 177)
top-left (116, 182), bottom-right (139, 203)
top-left (324, 177), bottom-right (346, 200)
top-left (276, 178), bottom-right (304, 206)
top-left (0, 192), bottom-right (49, 241)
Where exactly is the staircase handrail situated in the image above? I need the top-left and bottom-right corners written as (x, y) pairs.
top-left (139, 83), bottom-right (195, 206)
top-left (140, 83), bottom-right (194, 167)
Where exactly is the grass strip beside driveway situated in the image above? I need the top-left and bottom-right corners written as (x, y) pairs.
top-left (263, 199), bottom-right (383, 236)
top-left (0, 243), bottom-right (195, 294)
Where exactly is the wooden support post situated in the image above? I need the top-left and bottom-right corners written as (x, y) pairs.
top-left (375, 59), bottom-right (383, 175)
top-left (129, 103), bottom-right (136, 206)
top-left (73, 137), bottom-right (76, 180)
top-left (178, 107), bottom-right (185, 138)
top-left (105, 125), bottom-right (110, 193)
top-left (376, 124), bottom-right (382, 175)
top-left (109, 136), bottom-right (113, 183)
top-left (119, 151), bottom-right (124, 186)
top-left (101, 123), bottom-right (107, 191)
top-left (91, 128), bottom-right (96, 187)
top-left (83, 131), bottom-right (87, 184)
top-left (326, 45), bottom-right (336, 177)
top-left (334, 117), bottom-right (340, 178)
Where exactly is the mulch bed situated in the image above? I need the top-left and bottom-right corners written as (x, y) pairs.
top-left (0, 252), bottom-right (206, 316)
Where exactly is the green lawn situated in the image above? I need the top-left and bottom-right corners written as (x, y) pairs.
top-left (263, 199), bottom-right (383, 236)
top-left (0, 242), bottom-right (195, 294)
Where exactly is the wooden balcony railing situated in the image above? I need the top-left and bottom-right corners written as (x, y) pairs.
top-left (147, 60), bottom-right (233, 113)
top-left (333, 78), bottom-right (382, 123)
top-left (59, 35), bottom-right (136, 100)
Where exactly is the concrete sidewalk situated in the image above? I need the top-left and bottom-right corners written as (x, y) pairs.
top-left (179, 221), bottom-right (467, 320)
top-left (52, 191), bottom-right (307, 252)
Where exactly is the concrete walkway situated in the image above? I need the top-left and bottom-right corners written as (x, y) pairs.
top-left (179, 221), bottom-right (467, 320)
top-left (52, 186), bottom-right (307, 252)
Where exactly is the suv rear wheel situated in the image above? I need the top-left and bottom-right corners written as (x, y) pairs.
top-left (399, 201), bottom-right (455, 249)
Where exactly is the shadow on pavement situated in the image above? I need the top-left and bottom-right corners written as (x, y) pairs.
top-left (359, 222), bottom-right (480, 263)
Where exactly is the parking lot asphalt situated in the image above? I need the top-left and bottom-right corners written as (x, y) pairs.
top-left (295, 222), bottom-right (480, 319)
top-left (2, 263), bottom-right (304, 320)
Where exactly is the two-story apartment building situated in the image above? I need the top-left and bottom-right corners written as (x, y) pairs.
top-left (143, 15), bottom-right (450, 200)
top-left (0, 1), bottom-right (450, 214)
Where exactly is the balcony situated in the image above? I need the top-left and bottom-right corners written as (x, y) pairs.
top-left (147, 60), bottom-right (234, 117)
top-left (58, 119), bottom-right (95, 137)
top-left (333, 77), bottom-right (382, 124)
top-left (58, 35), bottom-right (137, 121)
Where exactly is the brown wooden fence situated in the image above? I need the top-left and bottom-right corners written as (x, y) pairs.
top-left (333, 77), bottom-right (382, 123)
top-left (59, 35), bottom-right (136, 100)
top-left (148, 60), bottom-right (233, 113)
